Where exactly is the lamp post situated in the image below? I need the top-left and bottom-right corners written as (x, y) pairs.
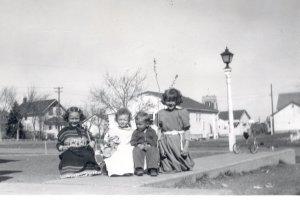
top-left (221, 47), bottom-right (235, 151)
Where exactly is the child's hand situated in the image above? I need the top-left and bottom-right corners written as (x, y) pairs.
top-left (59, 145), bottom-right (69, 151)
top-left (89, 141), bottom-right (96, 148)
top-left (157, 129), bottom-right (162, 141)
top-left (144, 144), bottom-right (151, 150)
top-left (137, 144), bottom-right (144, 150)
top-left (181, 149), bottom-right (188, 158)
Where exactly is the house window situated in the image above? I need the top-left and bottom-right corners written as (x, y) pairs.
top-left (49, 125), bottom-right (52, 130)
top-left (49, 107), bottom-right (53, 116)
top-left (196, 113), bottom-right (201, 122)
top-left (234, 122), bottom-right (240, 128)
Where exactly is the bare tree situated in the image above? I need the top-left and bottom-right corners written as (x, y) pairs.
top-left (0, 86), bottom-right (17, 112)
top-left (24, 86), bottom-right (50, 140)
top-left (82, 102), bottom-right (109, 143)
top-left (90, 69), bottom-right (146, 113)
top-left (170, 74), bottom-right (179, 88)
top-left (135, 95), bottom-right (156, 113)
top-left (0, 87), bottom-right (17, 140)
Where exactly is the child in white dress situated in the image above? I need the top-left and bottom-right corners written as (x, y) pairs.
top-left (103, 108), bottom-right (134, 177)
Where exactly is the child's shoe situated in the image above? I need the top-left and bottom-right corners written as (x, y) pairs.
top-left (149, 168), bottom-right (158, 177)
top-left (123, 173), bottom-right (133, 176)
top-left (134, 168), bottom-right (144, 176)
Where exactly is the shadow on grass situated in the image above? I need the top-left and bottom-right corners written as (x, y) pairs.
top-left (0, 170), bottom-right (22, 183)
top-left (296, 156), bottom-right (300, 164)
top-left (0, 159), bottom-right (19, 164)
top-left (0, 170), bottom-right (22, 176)
top-left (0, 176), bottom-right (13, 182)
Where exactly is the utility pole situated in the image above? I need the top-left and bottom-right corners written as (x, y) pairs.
top-left (54, 87), bottom-right (63, 132)
top-left (270, 84), bottom-right (275, 135)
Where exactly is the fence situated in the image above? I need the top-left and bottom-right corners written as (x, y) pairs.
top-left (0, 139), bottom-right (57, 155)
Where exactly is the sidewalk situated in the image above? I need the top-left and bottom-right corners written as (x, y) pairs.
top-left (0, 148), bottom-right (295, 195)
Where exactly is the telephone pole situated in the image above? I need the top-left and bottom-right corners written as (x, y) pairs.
top-left (270, 84), bottom-right (275, 135)
top-left (54, 86), bottom-right (63, 131)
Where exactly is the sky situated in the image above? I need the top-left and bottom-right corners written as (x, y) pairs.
top-left (0, 0), bottom-right (299, 121)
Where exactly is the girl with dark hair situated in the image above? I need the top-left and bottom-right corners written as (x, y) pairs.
top-left (103, 108), bottom-right (134, 177)
top-left (156, 88), bottom-right (195, 173)
top-left (57, 106), bottom-right (102, 178)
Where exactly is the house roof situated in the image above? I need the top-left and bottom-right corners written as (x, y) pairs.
top-left (273, 102), bottom-right (300, 116)
top-left (19, 99), bottom-right (58, 116)
top-left (276, 92), bottom-right (300, 111)
top-left (142, 91), bottom-right (219, 113)
top-left (218, 109), bottom-right (251, 121)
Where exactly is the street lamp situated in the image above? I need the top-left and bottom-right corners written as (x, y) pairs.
top-left (221, 47), bottom-right (236, 151)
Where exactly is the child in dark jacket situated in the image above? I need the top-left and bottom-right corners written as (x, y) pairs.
top-left (130, 111), bottom-right (159, 176)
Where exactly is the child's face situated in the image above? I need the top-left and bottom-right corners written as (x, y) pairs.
top-left (135, 119), bottom-right (148, 132)
top-left (165, 101), bottom-right (176, 110)
top-left (117, 114), bottom-right (130, 128)
top-left (69, 111), bottom-right (80, 127)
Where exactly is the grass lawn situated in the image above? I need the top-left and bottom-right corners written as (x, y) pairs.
top-left (190, 132), bottom-right (300, 149)
top-left (174, 163), bottom-right (300, 195)
top-left (0, 132), bottom-right (299, 195)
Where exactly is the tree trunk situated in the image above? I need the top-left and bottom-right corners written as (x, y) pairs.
top-left (0, 128), bottom-right (2, 142)
top-left (16, 122), bottom-right (20, 141)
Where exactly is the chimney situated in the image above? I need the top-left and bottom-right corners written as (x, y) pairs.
top-left (23, 97), bottom-right (27, 103)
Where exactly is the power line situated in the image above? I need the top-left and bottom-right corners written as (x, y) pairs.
top-left (270, 84), bottom-right (275, 135)
top-left (54, 86), bottom-right (63, 131)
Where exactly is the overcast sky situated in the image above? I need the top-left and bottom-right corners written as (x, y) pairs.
top-left (0, 0), bottom-right (299, 120)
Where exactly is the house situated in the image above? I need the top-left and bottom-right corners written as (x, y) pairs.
top-left (218, 109), bottom-right (252, 136)
top-left (273, 92), bottom-right (300, 133)
top-left (83, 114), bottom-right (109, 139)
top-left (108, 91), bottom-right (219, 139)
top-left (19, 98), bottom-right (66, 139)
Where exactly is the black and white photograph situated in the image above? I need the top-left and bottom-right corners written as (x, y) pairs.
top-left (0, 0), bottom-right (299, 196)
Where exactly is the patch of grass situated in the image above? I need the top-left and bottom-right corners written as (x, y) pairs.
top-left (0, 159), bottom-right (18, 164)
top-left (175, 163), bottom-right (300, 195)
top-left (0, 176), bottom-right (13, 182)
top-left (0, 170), bottom-right (22, 176)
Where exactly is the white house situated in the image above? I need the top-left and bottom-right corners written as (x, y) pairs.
top-left (107, 91), bottom-right (219, 139)
top-left (19, 98), bottom-right (66, 139)
top-left (218, 109), bottom-right (252, 136)
top-left (273, 92), bottom-right (300, 133)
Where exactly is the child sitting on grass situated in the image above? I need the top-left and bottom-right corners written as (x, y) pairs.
top-left (130, 111), bottom-right (159, 176)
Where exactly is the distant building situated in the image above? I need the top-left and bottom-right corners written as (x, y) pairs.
top-left (273, 92), bottom-right (300, 133)
top-left (218, 109), bottom-right (252, 136)
top-left (202, 95), bottom-right (218, 111)
top-left (107, 91), bottom-right (219, 139)
top-left (19, 98), bottom-right (66, 139)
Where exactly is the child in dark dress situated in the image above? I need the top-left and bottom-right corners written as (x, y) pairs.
top-left (130, 111), bottom-right (159, 176)
top-left (56, 107), bottom-right (102, 178)
top-left (155, 88), bottom-right (195, 173)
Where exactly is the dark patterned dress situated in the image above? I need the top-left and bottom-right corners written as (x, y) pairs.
top-left (56, 125), bottom-right (101, 178)
top-left (155, 108), bottom-right (195, 173)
